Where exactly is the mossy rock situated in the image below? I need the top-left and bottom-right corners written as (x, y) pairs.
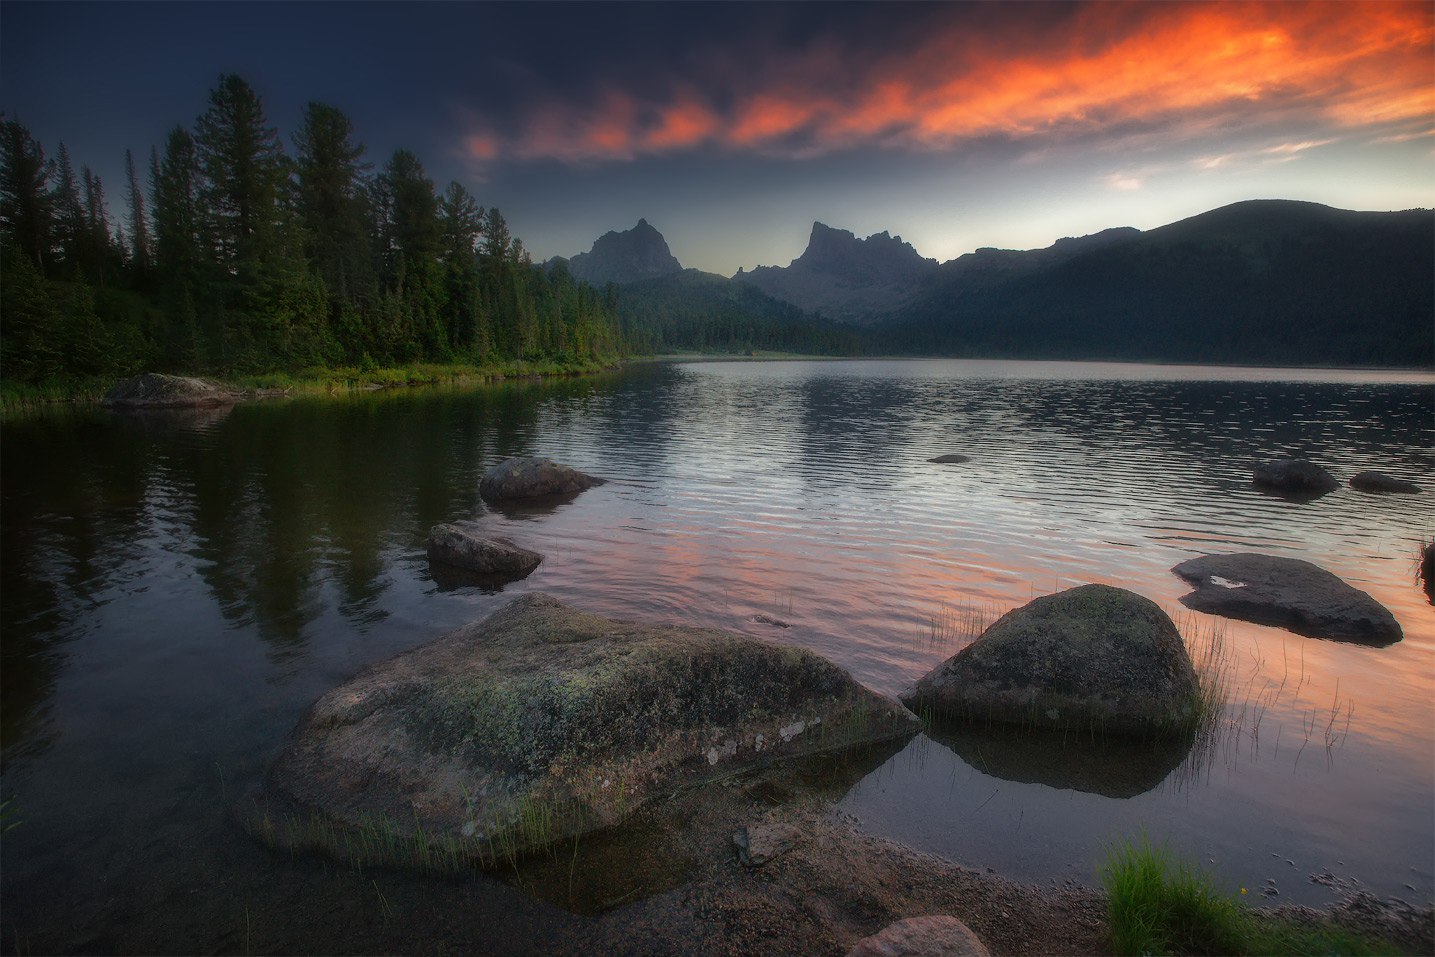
top-left (258, 593), bottom-right (917, 867)
top-left (901, 584), bottom-right (1199, 737)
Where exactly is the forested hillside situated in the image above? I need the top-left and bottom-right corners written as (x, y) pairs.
top-left (0, 75), bottom-right (622, 391)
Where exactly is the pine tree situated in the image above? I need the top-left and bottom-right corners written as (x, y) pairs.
top-left (194, 73), bottom-right (285, 278)
top-left (0, 118), bottom-right (53, 270)
top-left (50, 143), bottom-right (86, 274)
top-left (293, 102), bottom-right (371, 307)
top-left (81, 165), bottom-right (111, 285)
top-left (125, 147), bottom-right (152, 282)
top-left (153, 126), bottom-right (205, 365)
top-left (439, 181), bottom-right (482, 354)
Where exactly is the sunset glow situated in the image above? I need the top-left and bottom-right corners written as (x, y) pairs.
top-left (465, 2), bottom-right (1435, 165)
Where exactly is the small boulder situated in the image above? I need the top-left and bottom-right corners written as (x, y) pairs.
top-left (847, 916), bottom-right (991, 957)
top-left (928, 454), bottom-right (971, 464)
top-left (900, 584), bottom-right (1199, 737)
top-left (479, 456), bottom-right (603, 503)
top-left (258, 594), bottom-right (918, 867)
top-left (426, 523), bottom-right (542, 579)
top-left (733, 822), bottom-right (801, 867)
top-left (1349, 471), bottom-right (1421, 494)
top-left (1172, 553), bottom-right (1402, 645)
top-left (101, 373), bottom-right (235, 410)
top-left (1252, 458), bottom-right (1338, 495)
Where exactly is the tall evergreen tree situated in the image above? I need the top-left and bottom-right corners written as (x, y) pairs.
top-left (153, 126), bottom-right (204, 365)
top-left (50, 142), bottom-right (86, 273)
top-left (293, 102), bottom-right (371, 307)
top-left (0, 118), bottom-right (53, 270)
top-left (124, 147), bottom-right (152, 281)
top-left (81, 165), bottom-right (112, 284)
top-left (194, 73), bottom-right (285, 277)
top-left (439, 181), bottom-right (482, 353)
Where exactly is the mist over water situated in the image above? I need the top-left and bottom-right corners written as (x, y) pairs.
top-left (2, 358), bottom-right (1431, 950)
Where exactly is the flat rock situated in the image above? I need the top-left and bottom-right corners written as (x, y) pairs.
top-left (1252, 457), bottom-right (1339, 495)
top-left (101, 373), bottom-right (235, 409)
top-left (479, 456), bottom-right (604, 503)
top-left (900, 584), bottom-right (1199, 737)
top-left (1348, 471), bottom-right (1421, 494)
top-left (1172, 553), bottom-right (1402, 645)
top-left (847, 916), bottom-right (991, 957)
top-left (928, 454), bottom-right (971, 464)
top-left (425, 523), bottom-right (542, 578)
top-left (258, 593), bottom-right (918, 866)
top-left (733, 821), bottom-right (802, 867)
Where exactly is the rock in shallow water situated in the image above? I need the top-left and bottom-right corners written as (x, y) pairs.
top-left (257, 593), bottom-right (917, 866)
top-left (1252, 457), bottom-right (1339, 496)
top-left (900, 584), bottom-right (1200, 738)
top-left (1171, 552), bottom-right (1402, 645)
top-left (927, 454), bottom-right (971, 464)
top-left (101, 372), bottom-right (235, 409)
top-left (1348, 470), bottom-right (1422, 494)
top-left (425, 523), bottom-right (542, 579)
top-left (478, 456), bottom-right (603, 503)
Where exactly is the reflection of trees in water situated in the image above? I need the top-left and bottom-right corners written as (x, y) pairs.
top-left (1, 411), bottom-right (165, 761)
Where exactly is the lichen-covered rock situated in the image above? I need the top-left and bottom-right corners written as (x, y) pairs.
top-left (900, 584), bottom-right (1199, 737)
top-left (1252, 457), bottom-right (1339, 495)
top-left (101, 373), bottom-right (234, 409)
top-left (1348, 471), bottom-right (1422, 494)
top-left (1172, 553), bottom-right (1402, 645)
top-left (425, 523), bottom-right (541, 579)
top-left (478, 456), bottom-right (603, 503)
top-left (259, 593), bottom-right (917, 866)
top-left (847, 916), bottom-right (991, 957)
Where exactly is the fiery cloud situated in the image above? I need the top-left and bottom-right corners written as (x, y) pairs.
top-left (464, 2), bottom-right (1434, 165)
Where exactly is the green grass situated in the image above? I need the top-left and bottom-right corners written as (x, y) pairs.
top-left (1103, 836), bottom-right (1400, 956)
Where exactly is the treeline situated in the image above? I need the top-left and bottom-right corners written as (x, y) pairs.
top-left (615, 269), bottom-right (868, 356)
top-left (0, 74), bottom-right (622, 387)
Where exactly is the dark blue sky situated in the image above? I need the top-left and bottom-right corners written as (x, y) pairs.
top-left (4, 1), bottom-right (1431, 274)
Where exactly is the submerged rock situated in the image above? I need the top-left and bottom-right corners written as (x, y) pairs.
top-left (900, 584), bottom-right (1199, 737)
top-left (733, 821), bottom-right (801, 868)
top-left (479, 456), bottom-right (604, 503)
top-left (1172, 553), bottom-right (1402, 645)
top-left (425, 523), bottom-right (542, 580)
top-left (1252, 457), bottom-right (1339, 496)
top-left (1348, 471), bottom-right (1422, 494)
top-left (101, 372), bottom-right (235, 409)
top-left (847, 916), bottom-right (991, 957)
top-left (258, 593), bottom-right (917, 866)
top-left (928, 454), bottom-right (971, 464)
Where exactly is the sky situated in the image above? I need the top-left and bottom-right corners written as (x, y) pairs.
top-left (2, 1), bottom-right (1432, 276)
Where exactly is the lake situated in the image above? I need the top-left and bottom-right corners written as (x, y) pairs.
top-left (2, 358), bottom-right (1432, 953)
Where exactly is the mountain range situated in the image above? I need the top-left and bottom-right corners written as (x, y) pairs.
top-left (554, 201), bottom-right (1434, 367)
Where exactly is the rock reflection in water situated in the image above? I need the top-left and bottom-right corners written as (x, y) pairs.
top-left (924, 723), bottom-right (1194, 799)
top-left (506, 736), bottom-right (910, 915)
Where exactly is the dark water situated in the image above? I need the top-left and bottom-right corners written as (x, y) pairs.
top-left (3, 359), bottom-right (1432, 952)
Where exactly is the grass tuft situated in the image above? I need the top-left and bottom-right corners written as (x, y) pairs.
top-left (1103, 835), bottom-right (1399, 956)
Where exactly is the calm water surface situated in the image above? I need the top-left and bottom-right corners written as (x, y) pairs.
top-left (3, 359), bottom-right (1432, 952)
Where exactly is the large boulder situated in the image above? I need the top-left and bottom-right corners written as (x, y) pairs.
top-left (847, 916), bottom-right (991, 957)
top-left (1171, 553), bottom-right (1402, 645)
top-left (900, 585), bottom-right (1199, 738)
top-left (1348, 470), bottom-right (1421, 494)
top-left (257, 594), bottom-right (918, 867)
top-left (1252, 457), bottom-right (1339, 495)
top-left (101, 372), bottom-right (235, 409)
top-left (479, 456), bottom-right (603, 503)
top-left (425, 523), bottom-right (541, 579)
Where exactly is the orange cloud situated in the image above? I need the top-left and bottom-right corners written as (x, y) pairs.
top-left (464, 1), bottom-right (1434, 165)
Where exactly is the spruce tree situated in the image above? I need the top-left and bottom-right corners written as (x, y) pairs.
top-left (125, 147), bottom-right (152, 282)
top-left (50, 143), bottom-right (86, 274)
top-left (293, 102), bottom-right (371, 308)
top-left (0, 118), bottom-right (53, 270)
